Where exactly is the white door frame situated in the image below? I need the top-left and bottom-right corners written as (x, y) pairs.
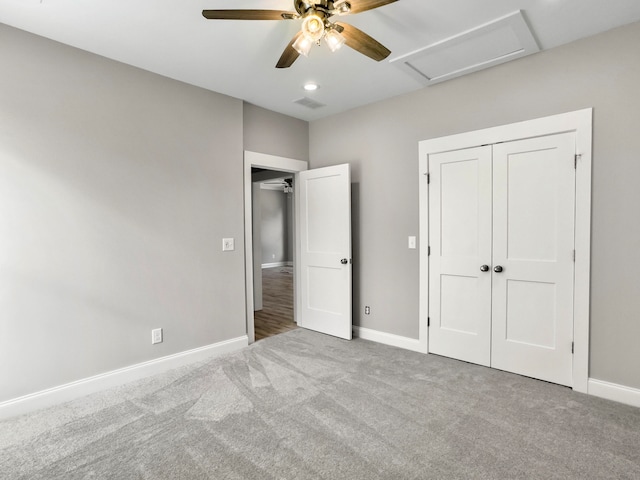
top-left (418, 109), bottom-right (593, 393)
top-left (244, 151), bottom-right (308, 344)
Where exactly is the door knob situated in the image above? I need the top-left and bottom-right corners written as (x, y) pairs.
top-left (494, 265), bottom-right (504, 273)
top-left (340, 258), bottom-right (349, 265)
top-left (480, 265), bottom-right (489, 272)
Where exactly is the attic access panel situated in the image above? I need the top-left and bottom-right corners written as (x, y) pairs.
top-left (390, 11), bottom-right (539, 86)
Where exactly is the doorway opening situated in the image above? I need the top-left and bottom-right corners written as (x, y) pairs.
top-left (244, 151), bottom-right (308, 344)
top-left (251, 170), bottom-right (296, 341)
top-left (244, 151), bottom-right (353, 343)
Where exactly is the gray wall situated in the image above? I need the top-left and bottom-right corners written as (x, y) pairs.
top-left (260, 189), bottom-right (291, 265)
top-left (309, 22), bottom-right (640, 390)
top-left (0, 25), bottom-right (246, 402)
top-left (243, 103), bottom-right (309, 161)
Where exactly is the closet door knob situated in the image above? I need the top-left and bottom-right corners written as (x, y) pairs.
top-left (494, 265), bottom-right (504, 273)
top-left (480, 265), bottom-right (489, 272)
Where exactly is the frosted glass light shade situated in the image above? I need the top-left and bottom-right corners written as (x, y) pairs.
top-left (325, 29), bottom-right (346, 52)
top-left (293, 34), bottom-right (313, 56)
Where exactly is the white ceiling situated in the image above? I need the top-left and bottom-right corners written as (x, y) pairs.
top-left (2, 0), bottom-right (640, 121)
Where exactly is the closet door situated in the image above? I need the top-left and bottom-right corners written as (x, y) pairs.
top-left (491, 133), bottom-right (576, 386)
top-left (428, 146), bottom-right (493, 366)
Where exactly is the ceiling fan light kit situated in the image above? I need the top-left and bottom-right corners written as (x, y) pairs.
top-left (202, 0), bottom-right (397, 68)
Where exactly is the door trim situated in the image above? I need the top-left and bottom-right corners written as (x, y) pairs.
top-left (244, 151), bottom-right (308, 344)
top-left (418, 108), bottom-right (593, 393)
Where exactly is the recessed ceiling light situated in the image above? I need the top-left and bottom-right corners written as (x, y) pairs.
top-left (303, 83), bottom-right (319, 92)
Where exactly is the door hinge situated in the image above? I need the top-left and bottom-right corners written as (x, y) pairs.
top-left (426, 173), bottom-right (431, 184)
top-left (428, 246), bottom-right (431, 256)
top-left (573, 249), bottom-right (576, 262)
top-left (572, 342), bottom-right (574, 354)
top-left (427, 317), bottom-right (430, 327)
top-left (574, 154), bottom-right (582, 169)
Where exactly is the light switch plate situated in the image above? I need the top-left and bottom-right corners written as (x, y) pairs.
top-left (151, 328), bottom-right (163, 344)
top-left (222, 238), bottom-right (235, 251)
top-left (408, 236), bottom-right (417, 249)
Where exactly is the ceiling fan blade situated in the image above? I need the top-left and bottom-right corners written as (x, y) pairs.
top-left (334, 22), bottom-right (391, 61)
top-left (346, 0), bottom-right (398, 15)
top-left (202, 10), bottom-right (294, 20)
top-left (276, 32), bottom-right (303, 69)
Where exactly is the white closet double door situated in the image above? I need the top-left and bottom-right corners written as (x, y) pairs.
top-left (428, 133), bottom-right (576, 386)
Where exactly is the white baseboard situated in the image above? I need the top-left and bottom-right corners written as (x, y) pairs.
top-left (262, 262), bottom-right (293, 269)
top-left (354, 328), bottom-right (640, 409)
top-left (588, 378), bottom-right (640, 409)
top-left (354, 326), bottom-right (428, 354)
top-left (0, 335), bottom-right (248, 420)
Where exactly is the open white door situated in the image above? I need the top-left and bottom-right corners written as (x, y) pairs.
top-left (297, 164), bottom-right (352, 340)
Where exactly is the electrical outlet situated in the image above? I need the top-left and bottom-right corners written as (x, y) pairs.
top-left (151, 328), bottom-right (163, 345)
top-left (365, 306), bottom-right (371, 315)
top-left (222, 238), bottom-right (235, 251)
top-left (408, 236), bottom-right (417, 249)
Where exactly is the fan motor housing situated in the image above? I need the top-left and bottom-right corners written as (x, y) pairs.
top-left (295, 0), bottom-right (347, 17)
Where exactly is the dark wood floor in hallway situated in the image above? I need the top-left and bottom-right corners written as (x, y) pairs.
top-left (254, 266), bottom-right (297, 341)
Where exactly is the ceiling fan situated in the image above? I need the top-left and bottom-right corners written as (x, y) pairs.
top-left (262, 178), bottom-right (294, 192)
top-left (202, 0), bottom-right (398, 68)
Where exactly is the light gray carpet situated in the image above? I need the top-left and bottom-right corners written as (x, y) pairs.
top-left (1, 329), bottom-right (639, 479)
